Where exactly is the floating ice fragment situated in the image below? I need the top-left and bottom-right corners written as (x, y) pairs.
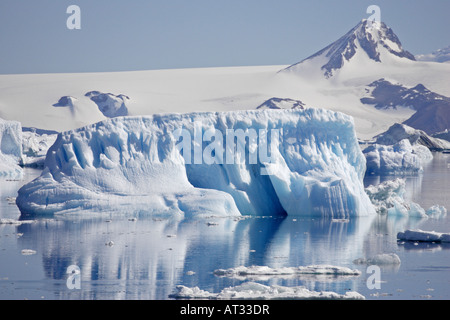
top-left (397, 229), bottom-right (450, 242)
top-left (169, 282), bottom-right (365, 300)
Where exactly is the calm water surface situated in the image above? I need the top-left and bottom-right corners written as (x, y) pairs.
top-left (0, 153), bottom-right (449, 300)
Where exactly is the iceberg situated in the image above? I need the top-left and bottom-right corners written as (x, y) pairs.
top-left (169, 282), bottom-right (365, 300)
top-left (0, 117), bottom-right (23, 178)
top-left (16, 108), bottom-right (375, 218)
top-left (213, 265), bottom-right (361, 279)
top-left (397, 229), bottom-right (450, 243)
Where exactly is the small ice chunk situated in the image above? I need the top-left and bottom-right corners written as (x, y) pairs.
top-left (353, 253), bottom-right (401, 265)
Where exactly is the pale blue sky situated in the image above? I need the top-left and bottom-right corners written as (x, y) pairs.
top-left (0, 0), bottom-right (448, 74)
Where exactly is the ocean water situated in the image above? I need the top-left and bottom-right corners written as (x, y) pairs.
top-left (0, 153), bottom-right (449, 300)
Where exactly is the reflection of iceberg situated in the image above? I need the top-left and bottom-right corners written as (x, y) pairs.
top-left (17, 109), bottom-right (375, 219)
top-left (14, 213), bottom-right (375, 299)
top-left (213, 265), bottom-right (361, 283)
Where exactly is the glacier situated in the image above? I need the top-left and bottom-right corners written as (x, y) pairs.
top-left (16, 108), bottom-right (376, 218)
top-left (0, 117), bottom-right (23, 178)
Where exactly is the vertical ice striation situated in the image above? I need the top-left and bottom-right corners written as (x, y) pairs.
top-left (0, 117), bottom-right (23, 178)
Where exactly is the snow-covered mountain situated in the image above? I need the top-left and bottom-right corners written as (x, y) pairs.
top-left (416, 45), bottom-right (450, 63)
top-left (360, 79), bottom-right (450, 134)
top-left (0, 20), bottom-right (449, 142)
top-left (281, 19), bottom-right (416, 78)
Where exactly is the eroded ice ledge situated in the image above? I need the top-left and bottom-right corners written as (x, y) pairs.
top-left (16, 108), bottom-right (375, 218)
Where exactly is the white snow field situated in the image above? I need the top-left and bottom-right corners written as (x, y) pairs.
top-left (169, 282), bottom-right (365, 300)
top-left (0, 117), bottom-right (23, 178)
top-left (16, 108), bottom-right (375, 218)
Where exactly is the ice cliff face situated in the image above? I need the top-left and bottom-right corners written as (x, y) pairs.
top-left (0, 117), bottom-right (23, 178)
top-left (16, 109), bottom-right (375, 218)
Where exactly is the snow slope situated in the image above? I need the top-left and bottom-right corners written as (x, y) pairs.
top-left (16, 108), bottom-right (375, 218)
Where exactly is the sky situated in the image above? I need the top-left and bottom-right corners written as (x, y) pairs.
top-left (0, 0), bottom-right (449, 74)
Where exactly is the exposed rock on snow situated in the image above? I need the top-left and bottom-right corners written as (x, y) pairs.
top-left (416, 45), bottom-right (450, 63)
top-left (85, 91), bottom-right (129, 118)
top-left (169, 282), bottom-right (365, 300)
top-left (16, 109), bottom-right (375, 218)
top-left (432, 130), bottom-right (450, 143)
top-left (0, 117), bottom-right (23, 178)
top-left (256, 97), bottom-right (305, 110)
top-left (397, 229), bottom-right (450, 243)
top-left (53, 96), bottom-right (76, 108)
top-left (362, 123), bottom-right (450, 175)
top-left (374, 123), bottom-right (450, 151)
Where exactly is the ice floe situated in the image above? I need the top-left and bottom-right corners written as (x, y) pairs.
top-left (169, 282), bottom-right (365, 300)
